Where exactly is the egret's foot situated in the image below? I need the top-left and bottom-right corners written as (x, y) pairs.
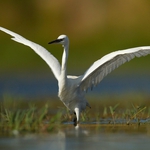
top-left (73, 116), bottom-right (77, 126)
top-left (73, 111), bottom-right (79, 126)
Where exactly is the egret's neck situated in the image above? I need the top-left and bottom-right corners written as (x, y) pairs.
top-left (61, 45), bottom-right (69, 78)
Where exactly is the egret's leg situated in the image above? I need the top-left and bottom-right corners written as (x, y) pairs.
top-left (74, 108), bottom-right (80, 126)
top-left (73, 114), bottom-right (77, 126)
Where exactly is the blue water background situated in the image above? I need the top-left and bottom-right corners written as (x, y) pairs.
top-left (0, 73), bottom-right (149, 99)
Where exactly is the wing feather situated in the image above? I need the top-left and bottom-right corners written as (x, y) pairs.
top-left (79, 47), bottom-right (150, 92)
top-left (0, 27), bottom-right (61, 80)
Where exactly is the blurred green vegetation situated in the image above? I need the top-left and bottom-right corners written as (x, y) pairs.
top-left (0, 0), bottom-right (150, 75)
top-left (0, 95), bottom-right (150, 134)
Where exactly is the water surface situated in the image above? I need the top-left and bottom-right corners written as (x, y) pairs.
top-left (0, 124), bottom-right (150, 150)
top-left (0, 74), bottom-right (150, 98)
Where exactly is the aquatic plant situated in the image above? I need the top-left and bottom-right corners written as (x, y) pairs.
top-left (0, 95), bottom-right (150, 135)
top-left (0, 102), bottom-right (63, 135)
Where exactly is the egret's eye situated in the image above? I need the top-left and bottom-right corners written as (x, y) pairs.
top-left (57, 38), bottom-right (64, 42)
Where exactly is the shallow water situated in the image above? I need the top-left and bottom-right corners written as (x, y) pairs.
top-left (0, 124), bottom-right (150, 150)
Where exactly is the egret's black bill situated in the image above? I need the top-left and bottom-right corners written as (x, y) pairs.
top-left (48, 39), bottom-right (63, 44)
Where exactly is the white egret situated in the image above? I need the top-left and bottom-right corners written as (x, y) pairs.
top-left (1, 27), bottom-right (150, 126)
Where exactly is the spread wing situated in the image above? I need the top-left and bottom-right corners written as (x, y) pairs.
top-left (79, 46), bottom-right (150, 91)
top-left (0, 27), bottom-right (61, 80)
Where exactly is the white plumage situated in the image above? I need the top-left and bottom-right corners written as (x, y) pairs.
top-left (0, 27), bottom-right (150, 126)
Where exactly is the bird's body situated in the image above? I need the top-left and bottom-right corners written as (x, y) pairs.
top-left (58, 75), bottom-right (88, 115)
top-left (1, 26), bottom-right (150, 126)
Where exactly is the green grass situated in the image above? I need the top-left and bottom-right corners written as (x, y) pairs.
top-left (0, 98), bottom-right (65, 135)
top-left (0, 104), bottom-right (61, 134)
top-left (0, 95), bottom-right (150, 135)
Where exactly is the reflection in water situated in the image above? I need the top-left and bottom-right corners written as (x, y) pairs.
top-left (0, 125), bottom-right (150, 150)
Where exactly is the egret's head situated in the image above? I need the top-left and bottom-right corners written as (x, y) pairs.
top-left (48, 35), bottom-right (69, 47)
